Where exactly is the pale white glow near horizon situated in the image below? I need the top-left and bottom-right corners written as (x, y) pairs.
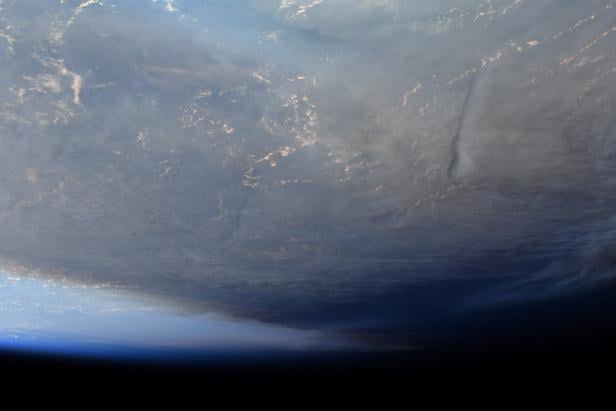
top-left (0, 271), bottom-right (346, 354)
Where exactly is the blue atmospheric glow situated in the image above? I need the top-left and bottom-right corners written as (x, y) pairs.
top-left (0, 271), bottom-right (348, 359)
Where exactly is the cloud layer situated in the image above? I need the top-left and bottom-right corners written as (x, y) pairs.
top-left (0, 0), bottom-right (616, 345)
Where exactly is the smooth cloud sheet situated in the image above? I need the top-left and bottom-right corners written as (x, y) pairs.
top-left (0, 0), bottom-right (615, 350)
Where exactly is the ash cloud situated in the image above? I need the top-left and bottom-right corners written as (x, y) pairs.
top-left (0, 0), bottom-right (616, 341)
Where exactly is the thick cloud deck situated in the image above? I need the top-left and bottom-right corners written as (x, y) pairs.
top-left (0, 0), bottom-right (616, 344)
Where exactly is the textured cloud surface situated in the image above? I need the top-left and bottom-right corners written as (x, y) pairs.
top-left (1, 0), bottom-right (616, 348)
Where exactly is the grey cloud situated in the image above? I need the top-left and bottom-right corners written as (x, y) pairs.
top-left (0, 0), bottom-right (616, 337)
